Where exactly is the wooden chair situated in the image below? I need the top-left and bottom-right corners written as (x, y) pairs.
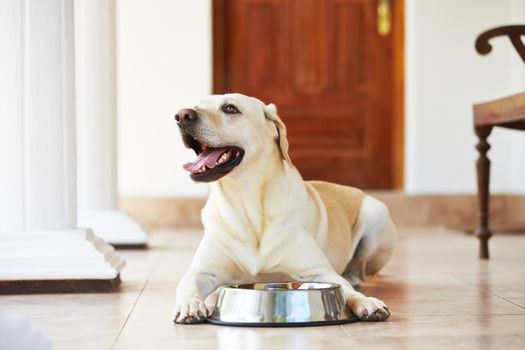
top-left (474, 25), bottom-right (525, 259)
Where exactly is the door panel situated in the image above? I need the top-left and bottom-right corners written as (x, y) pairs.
top-left (214, 0), bottom-right (402, 189)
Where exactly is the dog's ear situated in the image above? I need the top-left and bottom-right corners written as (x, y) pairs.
top-left (264, 103), bottom-right (293, 165)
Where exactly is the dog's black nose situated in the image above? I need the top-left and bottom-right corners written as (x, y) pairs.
top-left (174, 108), bottom-right (198, 126)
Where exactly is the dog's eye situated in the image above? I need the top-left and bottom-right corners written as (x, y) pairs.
top-left (221, 104), bottom-right (240, 114)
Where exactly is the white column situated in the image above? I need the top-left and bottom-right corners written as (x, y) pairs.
top-left (0, 0), bottom-right (123, 289)
top-left (74, 0), bottom-right (147, 247)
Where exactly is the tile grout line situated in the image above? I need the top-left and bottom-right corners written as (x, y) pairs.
top-left (487, 294), bottom-right (525, 310)
top-left (450, 274), bottom-right (525, 311)
top-left (340, 323), bottom-right (353, 337)
top-left (110, 250), bottom-right (164, 350)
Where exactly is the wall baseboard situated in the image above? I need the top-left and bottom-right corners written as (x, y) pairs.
top-left (119, 193), bottom-right (525, 233)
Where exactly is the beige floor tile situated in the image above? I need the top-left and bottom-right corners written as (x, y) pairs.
top-left (113, 331), bottom-right (361, 350)
top-left (360, 276), bottom-right (525, 316)
top-left (0, 292), bottom-right (138, 349)
top-left (342, 315), bottom-right (525, 350)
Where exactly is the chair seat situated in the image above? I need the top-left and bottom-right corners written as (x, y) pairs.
top-left (474, 91), bottom-right (525, 130)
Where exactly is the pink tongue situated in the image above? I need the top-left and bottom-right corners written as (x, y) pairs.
top-left (183, 148), bottom-right (229, 173)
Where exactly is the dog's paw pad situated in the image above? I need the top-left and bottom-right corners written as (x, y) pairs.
top-left (364, 308), bottom-right (391, 322)
top-left (173, 299), bottom-right (208, 324)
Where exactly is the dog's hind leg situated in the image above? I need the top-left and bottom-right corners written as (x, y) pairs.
top-left (342, 195), bottom-right (397, 287)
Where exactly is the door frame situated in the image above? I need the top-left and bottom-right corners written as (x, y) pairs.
top-left (212, 0), bottom-right (404, 189)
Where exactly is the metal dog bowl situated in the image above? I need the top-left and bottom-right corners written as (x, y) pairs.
top-left (207, 281), bottom-right (358, 327)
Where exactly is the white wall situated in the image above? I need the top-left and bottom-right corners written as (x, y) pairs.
top-left (405, 0), bottom-right (525, 194)
top-left (116, 0), bottom-right (211, 197)
top-left (117, 0), bottom-right (525, 197)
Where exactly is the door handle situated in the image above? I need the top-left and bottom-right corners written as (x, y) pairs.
top-left (377, 0), bottom-right (391, 37)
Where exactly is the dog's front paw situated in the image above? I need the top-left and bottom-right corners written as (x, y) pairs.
top-left (347, 295), bottom-right (390, 322)
top-left (173, 298), bottom-right (209, 324)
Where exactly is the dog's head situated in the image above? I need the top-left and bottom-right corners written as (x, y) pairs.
top-left (174, 93), bottom-right (291, 183)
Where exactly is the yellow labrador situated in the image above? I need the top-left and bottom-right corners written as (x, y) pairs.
top-left (173, 93), bottom-right (397, 323)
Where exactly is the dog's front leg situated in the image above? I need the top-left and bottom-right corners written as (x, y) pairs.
top-left (294, 269), bottom-right (390, 321)
top-left (174, 236), bottom-right (238, 324)
top-left (281, 235), bottom-right (390, 322)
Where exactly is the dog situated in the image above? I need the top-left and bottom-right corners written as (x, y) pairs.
top-left (173, 93), bottom-right (397, 323)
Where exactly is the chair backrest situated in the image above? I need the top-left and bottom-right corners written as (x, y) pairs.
top-left (475, 25), bottom-right (525, 64)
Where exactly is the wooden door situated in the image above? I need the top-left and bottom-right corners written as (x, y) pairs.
top-left (213, 0), bottom-right (403, 189)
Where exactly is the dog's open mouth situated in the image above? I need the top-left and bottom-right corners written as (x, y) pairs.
top-left (181, 133), bottom-right (244, 182)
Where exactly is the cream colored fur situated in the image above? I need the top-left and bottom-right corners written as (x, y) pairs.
top-left (174, 93), bottom-right (397, 323)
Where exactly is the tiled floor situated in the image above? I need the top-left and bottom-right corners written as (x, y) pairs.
top-left (1, 228), bottom-right (524, 349)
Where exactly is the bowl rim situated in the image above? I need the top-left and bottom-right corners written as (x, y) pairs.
top-left (220, 281), bottom-right (342, 292)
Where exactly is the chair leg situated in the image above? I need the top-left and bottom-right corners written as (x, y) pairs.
top-left (474, 125), bottom-right (493, 259)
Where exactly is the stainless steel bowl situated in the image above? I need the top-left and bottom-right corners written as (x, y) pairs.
top-left (207, 281), bottom-right (358, 327)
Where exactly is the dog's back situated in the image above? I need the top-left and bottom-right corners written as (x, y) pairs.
top-left (306, 180), bottom-right (365, 272)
